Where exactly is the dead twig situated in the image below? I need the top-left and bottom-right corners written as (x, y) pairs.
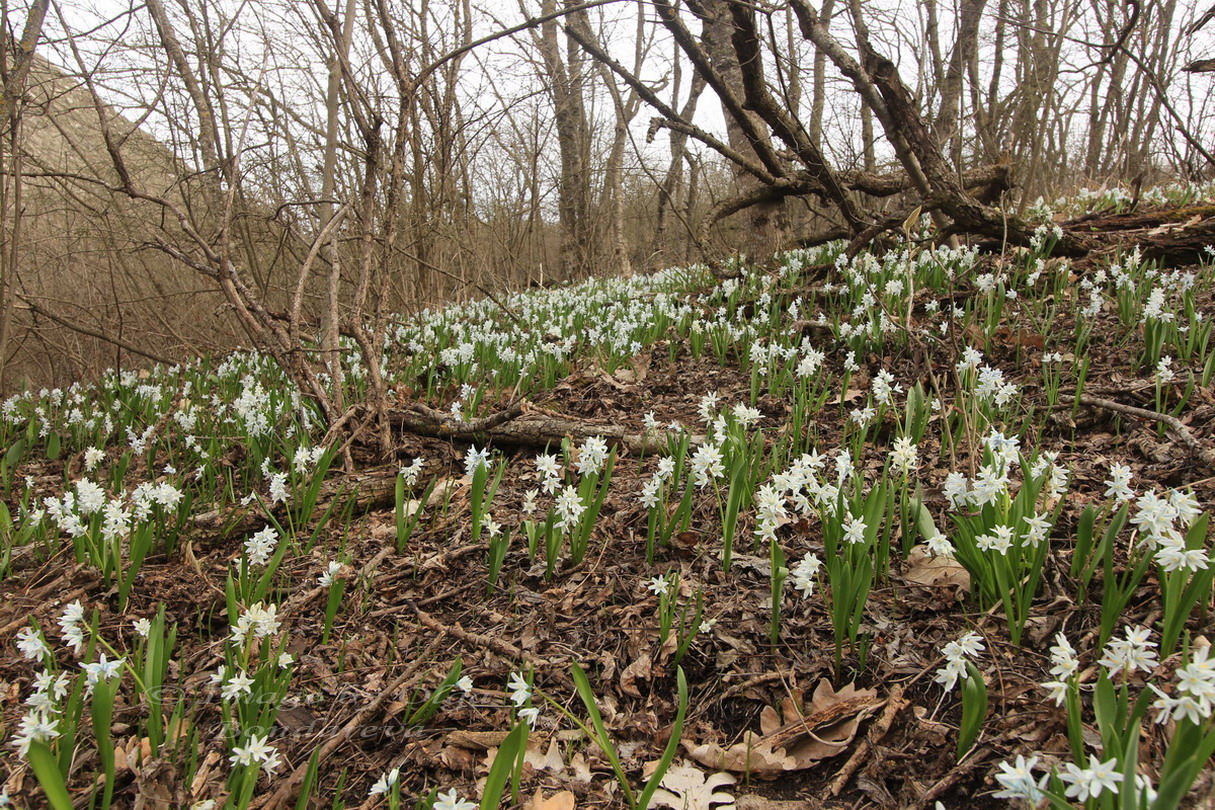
top-left (829, 684), bottom-right (906, 796)
top-left (410, 602), bottom-right (546, 667)
top-left (1077, 394), bottom-right (1215, 468)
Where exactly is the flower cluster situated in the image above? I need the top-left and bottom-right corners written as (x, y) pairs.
top-left (1150, 643), bottom-right (1214, 724)
top-left (933, 631), bottom-right (985, 693)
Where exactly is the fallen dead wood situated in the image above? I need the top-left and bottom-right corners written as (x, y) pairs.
top-left (1077, 394), bottom-right (1215, 468)
top-left (188, 471), bottom-right (399, 542)
top-left (391, 403), bottom-right (702, 454)
top-left (829, 684), bottom-right (906, 796)
top-left (1062, 205), bottom-right (1215, 265)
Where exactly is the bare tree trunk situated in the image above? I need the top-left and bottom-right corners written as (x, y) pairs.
top-left (695, 0), bottom-right (790, 256)
top-left (534, 0), bottom-right (595, 278)
top-left (0, 0), bottom-right (50, 392)
top-left (808, 0), bottom-right (835, 148)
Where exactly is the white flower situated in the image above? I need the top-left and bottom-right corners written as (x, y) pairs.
top-left (82, 653), bottom-right (124, 687)
top-left (1156, 356), bottom-right (1176, 384)
top-left (369, 767), bottom-right (401, 796)
top-left (576, 436), bottom-right (609, 476)
top-left (455, 675), bottom-right (474, 694)
top-left (535, 453), bottom-right (561, 480)
top-left (955, 631), bottom-right (985, 658)
top-left (268, 472), bottom-right (289, 505)
top-left (132, 618), bottom-right (152, 638)
top-left (841, 514), bottom-right (866, 545)
top-left (933, 657), bottom-right (966, 692)
top-left (432, 789), bottom-right (477, 810)
top-left (229, 733), bottom-right (276, 769)
top-left (993, 755), bottom-right (1047, 803)
top-left (1048, 633), bottom-right (1079, 680)
top-left (925, 532), bottom-right (953, 558)
top-left (464, 445), bottom-right (491, 476)
top-left (554, 485), bottom-right (585, 531)
top-left (518, 706), bottom-right (541, 727)
top-left (1099, 625), bottom-right (1158, 677)
top-left (16, 626), bottom-right (50, 661)
top-left (1104, 463), bottom-right (1135, 502)
top-left (1042, 679), bottom-right (1070, 706)
top-left (400, 457), bottom-right (425, 487)
top-left (244, 526), bottom-right (278, 566)
top-left (319, 560), bottom-right (344, 587)
top-left (1059, 758), bottom-right (1123, 802)
top-left (646, 576), bottom-right (671, 596)
top-left (890, 436), bottom-right (917, 473)
top-left (690, 442), bottom-right (725, 487)
top-left (221, 669), bottom-right (255, 700)
top-left (942, 473), bottom-right (969, 509)
top-left (507, 671), bottom-right (531, 707)
top-left (84, 446), bottom-right (106, 471)
top-left (59, 599), bottom-right (85, 630)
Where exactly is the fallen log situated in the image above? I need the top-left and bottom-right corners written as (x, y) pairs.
top-left (189, 470), bottom-right (399, 541)
top-left (390, 402), bottom-right (702, 454)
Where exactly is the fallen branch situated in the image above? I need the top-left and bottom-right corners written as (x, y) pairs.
top-left (411, 602), bottom-right (545, 666)
top-left (1077, 394), bottom-right (1215, 468)
top-left (392, 404), bottom-right (701, 454)
top-left (829, 684), bottom-right (906, 796)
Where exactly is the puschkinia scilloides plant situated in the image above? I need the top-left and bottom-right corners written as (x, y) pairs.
top-left (39, 476), bottom-right (187, 605)
top-left (465, 445), bottom-right (504, 545)
top-left (694, 394), bottom-right (768, 571)
top-left (1075, 461), bottom-right (1212, 655)
top-left (216, 599), bottom-right (294, 805)
top-left (526, 436), bottom-right (615, 575)
top-left (565, 436), bottom-right (616, 565)
top-left (932, 631), bottom-right (987, 760)
top-left (995, 628), bottom-right (1215, 810)
top-left (638, 432), bottom-right (694, 564)
top-left (541, 662), bottom-right (688, 810)
top-left (940, 431), bottom-right (1064, 646)
top-left (822, 471), bottom-right (893, 671)
top-left (319, 558), bottom-right (349, 643)
top-left (645, 572), bottom-right (707, 666)
top-left (13, 602), bottom-right (185, 810)
top-left (395, 457), bottom-right (432, 553)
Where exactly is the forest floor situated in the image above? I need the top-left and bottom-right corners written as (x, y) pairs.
top-left (3, 194), bottom-right (1215, 809)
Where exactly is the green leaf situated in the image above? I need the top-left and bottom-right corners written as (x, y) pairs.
top-left (479, 721), bottom-right (527, 810)
top-left (295, 749), bottom-right (323, 810)
top-left (28, 740), bottom-right (74, 810)
top-left (571, 661), bottom-right (633, 806)
top-left (407, 659), bottom-right (463, 726)
top-left (4, 438), bottom-right (25, 468)
top-left (46, 432), bottom-right (61, 461)
top-left (638, 667), bottom-right (688, 810)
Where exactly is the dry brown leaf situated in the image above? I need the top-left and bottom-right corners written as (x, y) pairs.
top-left (132, 759), bottom-right (177, 810)
top-left (902, 546), bottom-right (970, 591)
top-left (685, 680), bottom-right (881, 777)
top-left (527, 789), bottom-right (577, 810)
top-left (524, 738), bottom-right (565, 773)
top-left (569, 752), bottom-right (594, 783)
top-left (620, 652), bottom-right (652, 698)
top-left (446, 730), bottom-right (512, 750)
top-left (646, 762), bottom-right (736, 810)
top-left (684, 737), bottom-right (796, 776)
